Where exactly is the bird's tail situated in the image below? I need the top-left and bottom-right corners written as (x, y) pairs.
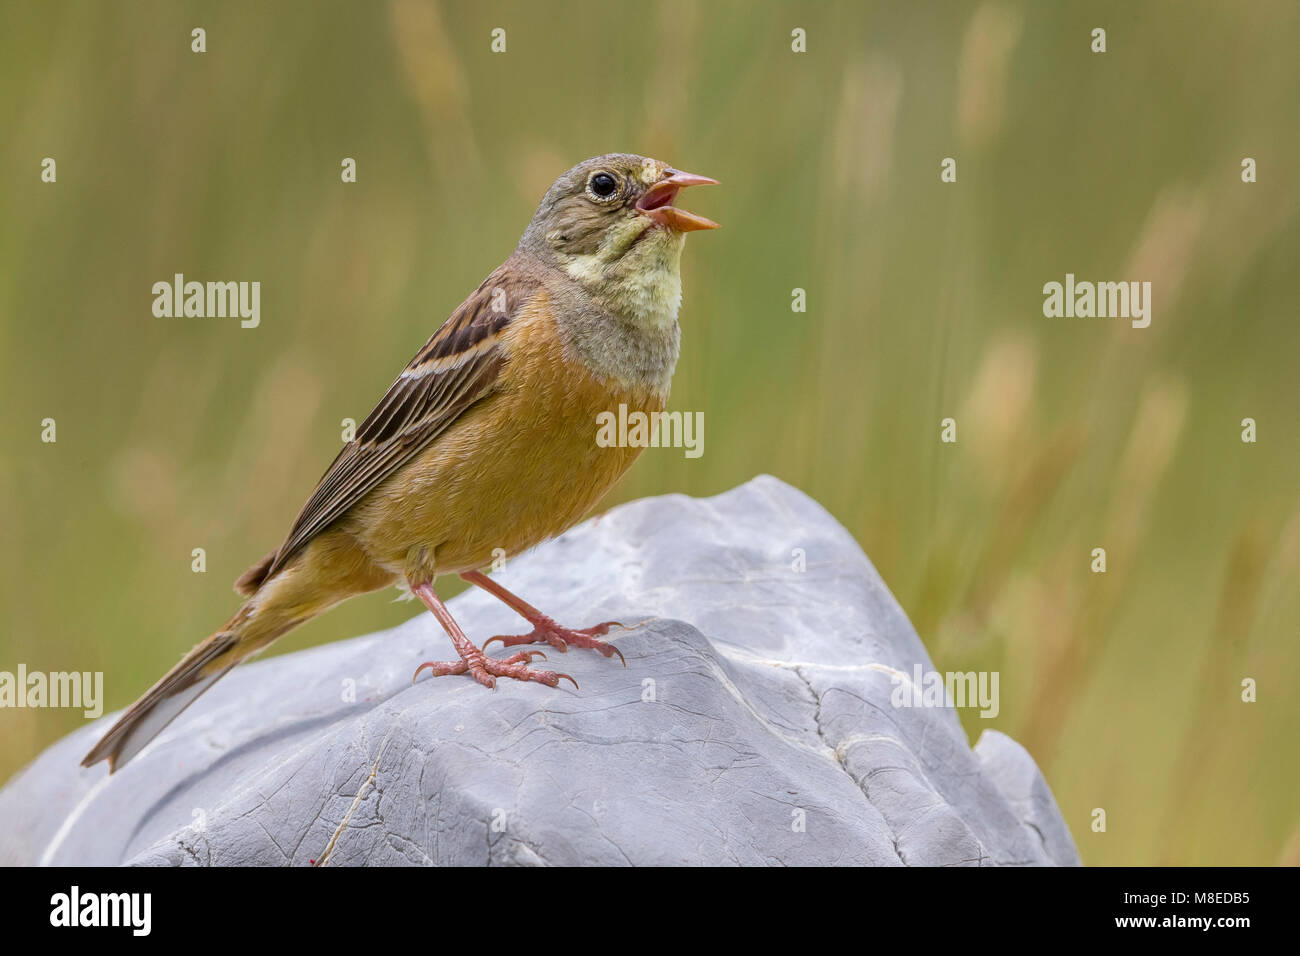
top-left (82, 531), bottom-right (395, 773)
top-left (82, 591), bottom-right (310, 772)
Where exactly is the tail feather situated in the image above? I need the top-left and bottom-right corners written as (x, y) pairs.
top-left (83, 530), bottom-right (395, 773)
top-left (81, 629), bottom-right (244, 772)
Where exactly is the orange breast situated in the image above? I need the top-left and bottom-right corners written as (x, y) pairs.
top-left (348, 293), bottom-right (669, 579)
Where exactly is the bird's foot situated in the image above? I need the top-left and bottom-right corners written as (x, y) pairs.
top-left (412, 648), bottom-right (577, 690)
top-left (483, 616), bottom-right (630, 665)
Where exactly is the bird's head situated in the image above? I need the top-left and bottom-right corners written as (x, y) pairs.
top-left (519, 153), bottom-right (718, 325)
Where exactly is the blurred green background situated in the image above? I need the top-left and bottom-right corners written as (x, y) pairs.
top-left (2, 0), bottom-right (1298, 865)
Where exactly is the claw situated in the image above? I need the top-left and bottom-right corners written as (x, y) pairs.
top-left (575, 621), bottom-right (626, 665)
top-left (481, 617), bottom-right (630, 667)
top-left (616, 617), bottom-right (657, 633)
top-left (498, 649), bottom-right (547, 664)
top-left (412, 659), bottom-right (467, 683)
top-left (410, 578), bottom-right (573, 693)
top-left (483, 633), bottom-right (543, 652)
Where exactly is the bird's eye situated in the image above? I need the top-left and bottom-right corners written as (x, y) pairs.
top-left (588, 172), bottom-right (619, 200)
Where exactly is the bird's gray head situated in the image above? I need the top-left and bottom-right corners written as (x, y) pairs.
top-left (518, 153), bottom-right (718, 326)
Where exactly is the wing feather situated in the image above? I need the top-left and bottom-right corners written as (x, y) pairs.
top-left (257, 270), bottom-right (538, 581)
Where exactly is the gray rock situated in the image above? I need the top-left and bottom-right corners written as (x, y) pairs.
top-left (0, 476), bottom-right (1079, 866)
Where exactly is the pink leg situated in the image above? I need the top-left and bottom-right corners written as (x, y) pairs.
top-left (409, 581), bottom-right (576, 690)
top-left (461, 570), bottom-right (630, 666)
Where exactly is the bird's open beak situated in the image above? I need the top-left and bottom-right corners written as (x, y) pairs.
top-left (636, 170), bottom-right (720, 232)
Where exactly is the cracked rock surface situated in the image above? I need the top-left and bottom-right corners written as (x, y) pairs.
top-left (0, 476), bottom-right (1079, 866)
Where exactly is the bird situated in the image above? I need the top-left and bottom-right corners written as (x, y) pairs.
top-left (81, 153), bottom-right (718, 773)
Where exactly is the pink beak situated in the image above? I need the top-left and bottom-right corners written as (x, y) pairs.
top-left (636, 169), bottom-right (720, 232)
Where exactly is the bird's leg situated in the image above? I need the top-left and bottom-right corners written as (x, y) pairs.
top-left (410, 580), bottom-right (576, 689)
top-left (462, 570), bottom-right (629, 665)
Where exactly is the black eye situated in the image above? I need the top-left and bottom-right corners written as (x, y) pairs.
top-left (589, 172), bottom-right (618, 199)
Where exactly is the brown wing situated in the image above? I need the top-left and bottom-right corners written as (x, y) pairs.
top-left (252, 269), bottom-right (540, 585)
